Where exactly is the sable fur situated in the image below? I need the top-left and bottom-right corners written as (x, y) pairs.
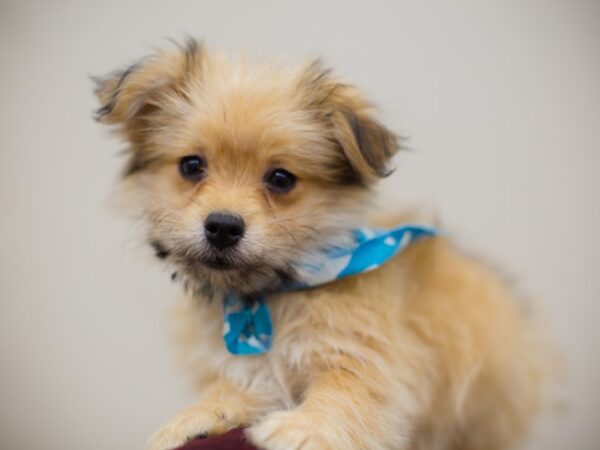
top-left (95, 39), bottom-right (551, 450)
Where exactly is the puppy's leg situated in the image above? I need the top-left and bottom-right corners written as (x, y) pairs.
top-left (248, 358), bottom-right (419, 450)
top-left (148, 378), bottom-right (270, 450)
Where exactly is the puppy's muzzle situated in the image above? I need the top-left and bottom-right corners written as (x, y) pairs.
top-left (204, 212), bottom-right (245, 250)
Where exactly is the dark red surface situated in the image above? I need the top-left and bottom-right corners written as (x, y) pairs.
top-left (175, 428), bottom-right (259, 450)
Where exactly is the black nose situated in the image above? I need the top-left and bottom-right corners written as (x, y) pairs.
top-left (204, 212), bottom-right (245, 250)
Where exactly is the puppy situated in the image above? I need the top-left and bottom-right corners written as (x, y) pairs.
top-left (95, 39), bottom-right (549, 450)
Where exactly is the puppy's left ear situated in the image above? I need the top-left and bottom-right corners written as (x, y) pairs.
top-left (328, 104), bottom-right (399, 183)
top-left (302, 62), bottom-right (400, 185)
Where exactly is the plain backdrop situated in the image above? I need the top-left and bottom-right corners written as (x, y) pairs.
top-left (1, 1), bottom-right (599, 449)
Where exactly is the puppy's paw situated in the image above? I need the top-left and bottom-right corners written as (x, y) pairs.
top-left (248, 410), bottom-right (333, 450)
top-left (147, 406), bottom-right (237, 450)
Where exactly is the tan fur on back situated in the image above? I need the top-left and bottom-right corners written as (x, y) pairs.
top-left (95, 40), bottom-right (552, 450)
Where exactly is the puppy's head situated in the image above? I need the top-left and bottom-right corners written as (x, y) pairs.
top-left (95, 40), bottom-right (399, 294)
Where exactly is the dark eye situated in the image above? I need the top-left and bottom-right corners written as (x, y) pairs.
top-left (179, 155), bottom-right (206, 182)
top-left (265, 168), bottom-right (297, 193)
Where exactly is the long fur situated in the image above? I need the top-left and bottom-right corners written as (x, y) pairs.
top-left (95, 39), bottom-right (552, 450)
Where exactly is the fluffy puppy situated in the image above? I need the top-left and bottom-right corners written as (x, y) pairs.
top-left (95, 39), bottom-right (549, 450)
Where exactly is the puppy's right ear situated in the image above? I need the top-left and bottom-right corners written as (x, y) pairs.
top-left (93, 39), bottom-right (203, 126)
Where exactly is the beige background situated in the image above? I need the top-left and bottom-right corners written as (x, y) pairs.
top-left (1, 1), bottom-right (599, 449)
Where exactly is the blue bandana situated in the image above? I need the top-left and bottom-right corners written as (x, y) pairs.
top-left (222, 224), bottom-right (437, 355)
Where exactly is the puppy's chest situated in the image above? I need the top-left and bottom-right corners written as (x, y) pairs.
top-left (218, 344), bottom-right (311, 408)
top-left (185, 294), bottom-right (315, 403)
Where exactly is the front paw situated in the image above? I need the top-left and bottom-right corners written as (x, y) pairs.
top-left (148, 406), bottom-right (237, 450)
top-left (248, 410), bottom-right (334, 450)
